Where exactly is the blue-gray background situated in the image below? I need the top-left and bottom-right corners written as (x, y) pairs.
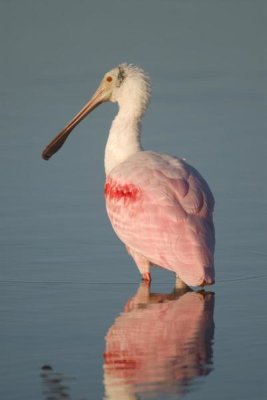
top-left (0, 1), bottom-right (266, 399)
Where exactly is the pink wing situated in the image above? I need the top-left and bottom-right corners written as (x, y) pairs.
top-left (105, 151), bottom-right (215, 286)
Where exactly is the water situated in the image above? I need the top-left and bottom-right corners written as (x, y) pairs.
top-left (0, 0), bottom-right (266, 399)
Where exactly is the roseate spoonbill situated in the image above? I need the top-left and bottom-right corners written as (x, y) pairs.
top-left (42, 64), bottom-right (215, 287)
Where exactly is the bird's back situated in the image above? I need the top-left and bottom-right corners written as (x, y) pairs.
top-left (105, 151), bottom-right (215, 286)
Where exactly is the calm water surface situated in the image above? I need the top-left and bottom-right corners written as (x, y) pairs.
top-left (0, 1), bottom-right (266, 399)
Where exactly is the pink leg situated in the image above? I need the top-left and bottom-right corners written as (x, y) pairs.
top-left (142, 272), bottom-right (152, 282)
top-left (125, 246), bottom-right (151, 282)
top-left (199, 279), bottom-right (214, 287)
top-left (175, 275), bottom-right (189, 289)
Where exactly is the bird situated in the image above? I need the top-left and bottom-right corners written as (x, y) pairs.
top-left (42, 63), bottom-right (215, 287)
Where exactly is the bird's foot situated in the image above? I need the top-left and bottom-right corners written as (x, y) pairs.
top-left (142, 272), bottom-right (151, 283)
top-left (199, 279), bottom-right (215, 287)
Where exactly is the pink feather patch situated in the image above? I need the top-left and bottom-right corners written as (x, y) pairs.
top-left (104, 178), bottom-right (140, 203)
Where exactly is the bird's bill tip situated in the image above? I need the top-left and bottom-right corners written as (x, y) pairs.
top-left (41, 86), bottom-right (106, 160)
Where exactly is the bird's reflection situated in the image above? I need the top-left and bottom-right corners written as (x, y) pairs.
top-left (103, 283), bottom-right (215, 400)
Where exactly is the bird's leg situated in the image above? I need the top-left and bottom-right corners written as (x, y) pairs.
top-left (125, 246), bottom-right (151, 283)
top-left (142, 272), bottom-right (152, 282)
top-left (175, 275), bottom-right (189, 290)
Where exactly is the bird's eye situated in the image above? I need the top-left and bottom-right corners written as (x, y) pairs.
top-left (106, 76), bottom-right (113, 82)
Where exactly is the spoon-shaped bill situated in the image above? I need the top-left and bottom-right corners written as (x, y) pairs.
top-left (42, 87), bottom-right (105, 160)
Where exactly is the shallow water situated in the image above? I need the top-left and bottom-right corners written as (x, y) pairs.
top-left (0, 1), bottom-right (266, 399)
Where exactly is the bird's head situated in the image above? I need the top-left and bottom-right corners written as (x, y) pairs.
top-left (42, 63), bottom-right (150, 160)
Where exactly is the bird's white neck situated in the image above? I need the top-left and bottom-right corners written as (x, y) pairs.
top-left (104, 105), bottom-right (143, 175)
